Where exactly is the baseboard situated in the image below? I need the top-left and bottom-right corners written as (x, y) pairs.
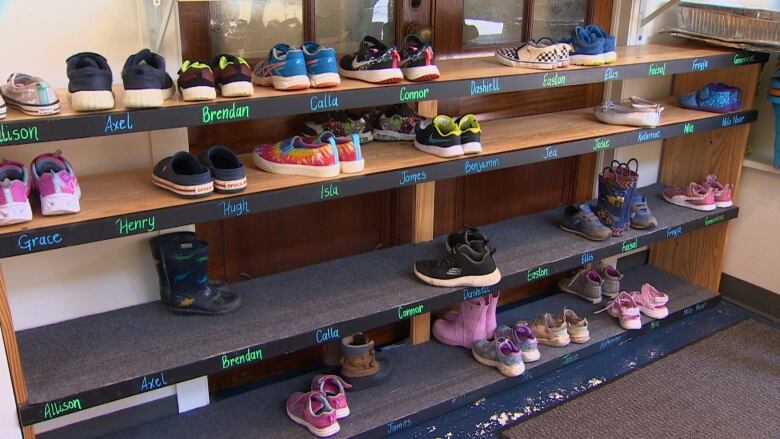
top-left (720, 274), bottom-right (780, 322)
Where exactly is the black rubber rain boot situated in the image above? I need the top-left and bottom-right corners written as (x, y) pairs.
top-left (149, 232), bottom-right (228, 305)
top-left (160, 239), bottom-right (241, 315)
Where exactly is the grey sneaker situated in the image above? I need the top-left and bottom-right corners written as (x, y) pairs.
top-left (559, 269), bottom-right (603, 304)
top-left (596, 264), bottom-right (622, 298)
top-left (561, 203), bottom-right (612, 241)
top-left (558, 308), bottom-right (590, 343)
top-left (630, 194), bottom-right (657, 229)
top-left (0, 73), bottom-right (60, 116)
top-left (472, 337), bottom-right (525, 377)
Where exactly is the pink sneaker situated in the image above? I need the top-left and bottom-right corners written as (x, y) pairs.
top-left (0, 160), bottom-right (33, 226)
top-left (630, 284), bottom-right (669, 319)
top-left (596, 291), bottom-right (641, 330)
top-left (286, 391), bottom-right (340, 437)
top-left (704, 174), bottom-right (733, 208)
top-left (311, 375), bottom-right (352, 419)
top-left (31, 150), bottom-right (81, 215)
top-left (662, 182), bottom-right (715, 211)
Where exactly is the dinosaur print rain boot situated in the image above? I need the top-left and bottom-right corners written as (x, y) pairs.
top-left (149, 232), bottom-right (229, 304)
top-left (592, 158), bottom-right (639, 236)
top-left (160, 239), bottom-right (241, 315)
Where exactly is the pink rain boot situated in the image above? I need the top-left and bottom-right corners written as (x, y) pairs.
top-left (484, 292), bottom-right (499, 338)
top-left (433, 298), bottom-right (489, 348)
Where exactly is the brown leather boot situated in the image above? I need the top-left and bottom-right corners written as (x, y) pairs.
top-left (339, 333), bottom-right (391, 390)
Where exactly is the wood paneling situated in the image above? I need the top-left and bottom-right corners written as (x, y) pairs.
top-left (650, 63), bottom-right (762, 290)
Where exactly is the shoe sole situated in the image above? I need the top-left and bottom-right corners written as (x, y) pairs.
top-left (0, 201), bottom-right (32, 225)
top-left (170, 297), bottom-right (242, 315)
top-left (219, 81), bottom-right (254, 97)
top-left (214, 177), bottom-right (248, 193)
top-left (536, 335), bottom-right (570, 347)
top-left (716, 200), bottom-right (733, 208)
top-left (522, 349), bottom-right (541, 362)
top-left (40, 193), bottom-right (80, 216)
top-left (402, 65), bottom-right (440, 82)
top-left (0, 104), bottom-right (5, 119)
top-left (181, 86), bottom-right (217, 102)
top-left (607, 308), bottom-right (643, 330)
top-left (569, 333), bottom-right (591, 344)
top-left (662, 194), bottom-right (717, 211)
top-left (558, 280), bottom-right (602, 304)
top-left (340, 159), bottom-right (364, 174)
top-left (338, 67), bottom-right (403, 84)
top-left (414, 140), bottom-right (464, 158)
top-left (570, 53), bottom-right (606, 66)
top-left (124, 86), bottom-right (175, 109)
top-left (462, 141), bottom-right (482, 154)
top-left (286, 407), bottom-right (340, 438)
top-left (603, 51), bottom-right (618, 63)
top-left (152, 175), bottom-right (214, 198)
top-left (472, 350), bottom-right (525, 377)
top-left (495, 54), bottom-right (556, 70)
top-left (69, 90), bottom-right (115, 111)
top-left (252, 153), bottom-right (341, 178)
top-left (335, 407), bottom-right (350, 419)
top-left (309, 72), bottom-right (341, 88)
top-left (638, 305), bottom-right (668, 319)
top-left (252, 73), bottom-right (310, 91)
top-left (372, 129), bottom-right (416, 142)
top-left (559, 225), bottom-right (609, 241)
top-left (4, 97), bottom-right (60, 116)
top-left (413, 266), bottom-right (502, 288)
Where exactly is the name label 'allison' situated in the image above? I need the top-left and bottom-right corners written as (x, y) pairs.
top-left (0, 124), bottom-right (39, 144)
top-left (44, 398), bottom-right (82, 420)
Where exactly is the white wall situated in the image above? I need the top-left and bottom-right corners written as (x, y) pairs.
top-left (0, 1), bottom-right (187, 437)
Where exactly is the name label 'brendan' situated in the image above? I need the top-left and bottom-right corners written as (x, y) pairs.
top-left (202, 103), bottom-right (250, 124)
top-left (221, 348), bottom-right (263, 369)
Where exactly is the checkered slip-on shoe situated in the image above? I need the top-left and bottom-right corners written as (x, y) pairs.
top-left (495, 43), bottom-right (557, 70)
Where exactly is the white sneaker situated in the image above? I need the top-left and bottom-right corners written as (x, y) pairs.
top-left (593, 101), bottom-right (663, 128)
top-left (0, 94), bottom-right (5, 119)
top-left (495, 43), bottom-right (557, 70)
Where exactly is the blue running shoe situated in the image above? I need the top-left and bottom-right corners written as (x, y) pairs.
top-left (301, 42), bottom-right (340, 88)
top-left (565, 26), bottom-right (605, 66)
top-left (586, 24), bottom-right (617, 63)
top-left (252, 44), bottom-right (309, 91)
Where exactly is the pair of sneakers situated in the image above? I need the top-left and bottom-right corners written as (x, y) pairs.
top-left (177, 55), bottom-right (254, 101)
top-left (152, 146), bottom-right (247, 198)
top-left (253, 131), bottom-right (364, 178)
top-left (1, 73), bottom-right (60, 116)
top-left (414, 227), bottom-right (501, 288)
top-left (286, 375), bottom-right (352, 438)
top-left (414, 114), bottom-right (482, 158)
top-left (595, 284), bottom-right (669, 330)
top-left (559, 265), bottom-right (623, 304)
top-left (527, 308), bottom-right (590, 347)
top-left (472, 321), bottom-right (541, 378)
top-left (0, 151), bottom-right (80, 226)
top-left (663, 174), bottom-right (733, 212)
top-left (253, 42), bottom-right (341, 91)
top-left (564, 24), bottom-right (617, 66)
top-left (495, 38), bottom-right (571, 70)
top-left (339, 35), bottom-right (440, 84)
top-left (561, 195), bottom-right (657, 241)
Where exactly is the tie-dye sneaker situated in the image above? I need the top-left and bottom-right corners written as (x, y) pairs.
top-left (0, 160), bottom-right (32, 226)
top-left (286, 391), bottom-right (340, 437)
top-left (663, 182), bottom-right (716, 211)
top-left (703, 174), bottom-right (733, 208)
top-left (1, 73), bottom-right (60, 116)
top-left (253, 135), bottom-right (340, 178)
top-left (305, 132), bottom-right (363, 174)
top-left (31, 151), bottom-right (80, 216)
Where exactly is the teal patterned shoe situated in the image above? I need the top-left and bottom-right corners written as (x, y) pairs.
top-left (679, 83), bottom-right (741, 113)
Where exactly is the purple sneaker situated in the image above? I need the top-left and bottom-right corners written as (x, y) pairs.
top-left (31, 150), bottom-right (81, 216)
top-left (496, 323), bottom-right (540, 362)
top-left (663, 182), bottom-right (715, 211)
top-left (286, 391), bottom-right (340, 437)
top-left (0, 160), bottom-right (32, 226)
top-left (703, 174), bottom-right (733, 208)
top-left (311, 375), bottom-right (352, 419)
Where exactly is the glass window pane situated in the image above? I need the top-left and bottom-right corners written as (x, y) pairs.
top-left (463, 0), bottom-right (525, 48)
top-left (209, 0), bottom-right (304, 61)
top-left (531, 0), bottom-right (588, 41)
top-left (316, 0), bottom-right (396, 55)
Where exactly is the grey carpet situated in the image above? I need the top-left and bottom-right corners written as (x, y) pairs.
top-left (503, 319), bottom-right (780, 439)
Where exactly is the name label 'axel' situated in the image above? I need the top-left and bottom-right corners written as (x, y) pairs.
top-left (105, 113), bottom-right (134, 133)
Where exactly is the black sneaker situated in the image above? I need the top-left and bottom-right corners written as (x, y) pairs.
top-left (122, 48), bottom-right (175, 108)
top-left (339, 36), bottom-right (403, 84)
top-left (414, 115), bottom-right (463, 158)
top-left (400, 34), bottom-right (440, 82)
top-left (446, 227), bottom-right (488, 252)
top-left (372, 104), bottom-right (426, 141)
top-left (414, 243), bottom-right (501, 288)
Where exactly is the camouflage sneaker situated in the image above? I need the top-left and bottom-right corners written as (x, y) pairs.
top-left (526, 313), bottom-right (570, 347)
top-left (558, 308), bottom-right (590, 343)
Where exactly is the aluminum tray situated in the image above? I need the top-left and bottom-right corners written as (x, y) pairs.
top-left (678, 2), bottom-right (780, 48)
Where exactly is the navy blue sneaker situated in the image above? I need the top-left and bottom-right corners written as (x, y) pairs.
top-left (301, 42), bottom-right (341, 88)
top-left (122, 49), bottom-right (175, 108)
top-left (560, 203), bottom-right (612, 241)
top-left (565, 26), bottom-right (605, 66)
top-left (339, 36), bottom-right (403, 84)
top-left (400, 34), bottom-right (440, 82)
top-left (153, 151), bottom-right (213, 198)
top-left (586, 24), bottom-right (617, 63)
top-left (414, 115), bottom-right (463, 158)
top-left (198, 145), bottom-right (247, 193)
top-left (66, 52), bottom-right (114, 111)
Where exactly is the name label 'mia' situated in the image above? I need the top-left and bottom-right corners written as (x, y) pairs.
top-left (202, 102), bottom-right (250, 124)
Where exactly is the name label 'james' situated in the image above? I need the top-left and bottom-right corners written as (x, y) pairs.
top-left (399, 169), bottom-right (427, 186)
top-left (387, 418), bottom-right (413, 434)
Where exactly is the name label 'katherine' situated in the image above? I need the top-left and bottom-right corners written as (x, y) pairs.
top-left (638, 130), bottom-right (661, 143)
